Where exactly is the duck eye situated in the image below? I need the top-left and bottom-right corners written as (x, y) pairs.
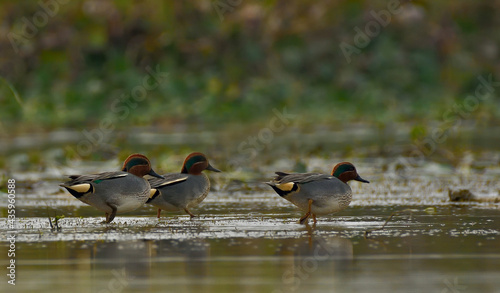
top-left (340, 165), bottom-right (354, 172)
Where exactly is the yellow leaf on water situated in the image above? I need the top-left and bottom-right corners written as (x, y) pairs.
top-left (424, 207), bottom-right (437, 214)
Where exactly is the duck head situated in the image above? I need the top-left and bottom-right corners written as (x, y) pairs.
top-left (121, 153), bottom-right (164, 178)
top-left (181, 152), bottom-right (221, 175)
top-left (331, 162), bottom-right (369, 184)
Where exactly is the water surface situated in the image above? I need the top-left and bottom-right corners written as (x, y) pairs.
top-left (2, 157), bottom-right (500, 292)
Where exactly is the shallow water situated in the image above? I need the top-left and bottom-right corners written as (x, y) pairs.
top-left (2, 156), bottom-right (500, 293)
top-left (2, 207), bottom-right (500, 292)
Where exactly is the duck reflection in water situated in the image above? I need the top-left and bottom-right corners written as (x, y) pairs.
top-left (274, 235), bottom-right (353, 292)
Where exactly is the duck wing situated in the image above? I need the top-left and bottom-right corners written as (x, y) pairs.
top-left (273, 172), bottom-right (333, 184)
top-left (65, 171), bottom-right (128, 185)
top-left (60, 171), bottom-right (128, 198)
top-left (267, 172), bottom-right (333, 198)
top-left (148, 173), bottom-right (189, 189)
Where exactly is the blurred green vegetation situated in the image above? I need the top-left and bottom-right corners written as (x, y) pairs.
top-left (0, 0), bottom-right (499, 136)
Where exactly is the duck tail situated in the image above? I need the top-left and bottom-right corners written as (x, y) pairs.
top-left (146, 189), bottom-right (160, 203)
top-left (266, 181), bottom-right (298, 197)
top-left (60, 183), bottom-right (93, 198)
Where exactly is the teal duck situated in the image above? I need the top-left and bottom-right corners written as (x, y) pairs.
top-left (60, 153), bottom-right (163, 223)
top-left (147, 152), bottom-right (221, 218)
top-left (267, 162), bottom-right (369, 224)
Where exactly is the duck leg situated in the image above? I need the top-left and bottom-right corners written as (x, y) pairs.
top-left (184, 208), bottom-right (197, 218)
top-left (157, 208), bottom-right (162, 219)
top-left (299, 213), bottom-right (310, 224)
top-left (312, 213), bottom-right (317, 224)
top-left (299, 199), bottom-right (313, 224)
top-left (105, 204), bottom-right (117, 224)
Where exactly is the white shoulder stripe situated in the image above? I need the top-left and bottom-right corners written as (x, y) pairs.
top-left (157, 177), bottom-right (188, 188)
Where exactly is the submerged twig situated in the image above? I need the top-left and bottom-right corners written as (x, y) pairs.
top-left (48, 215), bottom-right (54, 230)
top-left (364, 209), bottom-right (414, 238)
top-left (48, 212), bottom-right (64, 232)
